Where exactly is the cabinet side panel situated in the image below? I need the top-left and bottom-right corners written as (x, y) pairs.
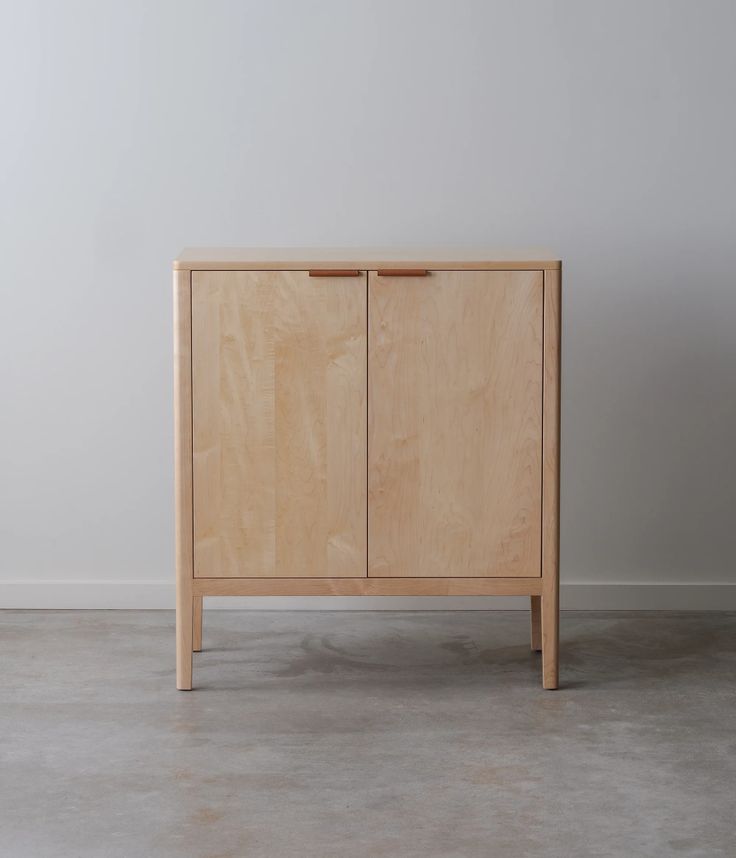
top-left (542, 268), bottom-right (561, 587)
top-left (369, 270), bottom-right (543, 577)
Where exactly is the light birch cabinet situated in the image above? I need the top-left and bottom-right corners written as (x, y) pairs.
top-left (174, 249), bottom-right (561, 690)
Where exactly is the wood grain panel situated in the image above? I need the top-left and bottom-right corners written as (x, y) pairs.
top-left (192, 271), bottom-right (367, 578)
top-left (193, 577), bottom-right (543, 597)
top-left (368, 270), bottom-right (543, 578)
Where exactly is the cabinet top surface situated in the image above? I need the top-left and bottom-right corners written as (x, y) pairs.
top-left (174, 247), bottom-right (561, 271)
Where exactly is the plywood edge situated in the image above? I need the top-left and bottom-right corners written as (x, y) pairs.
top-left (174, 261), bottom-right (562, 271)
top-left (193, 578), bottom-right (543, 597)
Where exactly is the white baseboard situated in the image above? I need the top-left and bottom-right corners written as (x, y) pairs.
top-left (1, 580), bottom-right (735, 610)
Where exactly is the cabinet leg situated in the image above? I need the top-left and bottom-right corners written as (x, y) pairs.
top-left (541, 589), bottom-right (559, 690)
top-left (176, 590), bottom-right (193, 690)
top-left (193, 595), bottom-right (203, 653)
top-left (530, 595), bottom-right (542, 652)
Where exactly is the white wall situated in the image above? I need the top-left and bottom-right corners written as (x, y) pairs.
top-left (2, 0), bottom-right (735, 609)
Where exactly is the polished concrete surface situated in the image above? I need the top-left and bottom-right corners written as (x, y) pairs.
top-left (2, 610), bottom-right (735, 858)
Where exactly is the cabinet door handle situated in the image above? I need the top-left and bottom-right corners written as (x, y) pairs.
top-left (376, 269), bottom-right (429, 277)
top-left (308, 269), bottom-right (361, 277)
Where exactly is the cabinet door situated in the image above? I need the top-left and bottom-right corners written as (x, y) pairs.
top-left (368, 270), bottom-right (543, 577)
top-left (192, 271), bottom-right (367, 578)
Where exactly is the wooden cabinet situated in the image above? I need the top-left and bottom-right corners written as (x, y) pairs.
top-left (174, 249), bottom-right (561, 690)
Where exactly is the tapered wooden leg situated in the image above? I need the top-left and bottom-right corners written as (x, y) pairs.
top-left (176, 586), bottom-right (193, 690)
top-left (530, 595), bottom-right (542, 652)
top-left (541, 585), bottom-right (559, 690)
top-left (193, 595), bottom-right (203, 652)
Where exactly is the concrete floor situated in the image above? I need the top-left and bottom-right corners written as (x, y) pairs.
top-left (2, 611), bottom-right (735, 858)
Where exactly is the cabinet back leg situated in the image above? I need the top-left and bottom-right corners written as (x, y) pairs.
top-left (530, 595), bottom-right (542, 652)
top-left (541, 590), bottom-right (559, 690)
top-left (193, 595), bottom-right (203, 652)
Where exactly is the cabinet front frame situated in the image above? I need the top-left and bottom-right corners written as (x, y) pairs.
top-left (175, 266), bottom-right (560, 597)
